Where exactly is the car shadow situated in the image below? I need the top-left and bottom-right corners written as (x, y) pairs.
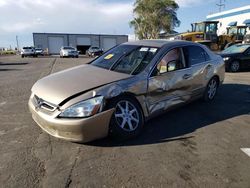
top-left (0, 62), bottom-right (29, 66)
top-left (0, 68), bottom-right (22, 71)
top-left (85, 83), bottom-right (250, 147)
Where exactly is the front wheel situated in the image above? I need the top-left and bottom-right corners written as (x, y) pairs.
top-left (203, 77), bottom-right (218, 101)
top-left (230, 61), bottom-right (240, 72)
top-left (109, 96), bottom-right (144, 140)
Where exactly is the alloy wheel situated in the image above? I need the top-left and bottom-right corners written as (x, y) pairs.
top-left (231, 61), bottom-right (240, 72)
top-left (207, 79), bottom-right (217, 100)
top-left (114, 100), bottom-right (140, 132)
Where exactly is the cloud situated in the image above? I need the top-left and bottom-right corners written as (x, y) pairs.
top-left (0, 0), bottom-right (134, 47)
top-left (176, 0), bottom-right (215, 7)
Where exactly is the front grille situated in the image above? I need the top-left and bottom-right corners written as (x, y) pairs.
top-left (33, 95), bottom-right (57, 112)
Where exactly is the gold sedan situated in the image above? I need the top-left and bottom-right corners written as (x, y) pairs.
top-left (29, 40), bottom-right (225, 143)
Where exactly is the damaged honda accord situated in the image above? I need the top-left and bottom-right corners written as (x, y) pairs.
top-left (28, 40), bottom-right (225, 143)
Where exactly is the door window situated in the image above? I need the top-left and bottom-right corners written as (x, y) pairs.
top-left (183, 46), bottom-right (210, 66)
top-left (155, 48), bottom-right (186, 75)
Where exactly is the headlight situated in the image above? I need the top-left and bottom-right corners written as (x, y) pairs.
top-left (59, 96), bottom-right (104, 118)
top-left (223, 57), bottom-right (230, 61)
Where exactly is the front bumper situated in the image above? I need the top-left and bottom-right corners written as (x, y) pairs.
top-left (28, 98), bottom-right (114, 143)
top-left (21, 52), bottom-right (35, 56)
top-left (62, 51), bottom-right (78, 57)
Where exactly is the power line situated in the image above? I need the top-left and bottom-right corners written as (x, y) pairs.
top-left (216, 0), bottom-right (226, 12)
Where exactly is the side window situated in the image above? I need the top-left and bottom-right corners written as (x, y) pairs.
top-left (156, 48), bottom-right (186, 74)
top-left (183, 46), bottom-right (210, 66)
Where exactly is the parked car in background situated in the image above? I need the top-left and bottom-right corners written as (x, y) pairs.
top-left (86, 46), bottom-right (103, 57)
top-left (243, 34), bottom-right (250, 44)
top-left (60, 46), bottom-right (79, 58)
top-left (35, 48), bottom-right (44, 56)
top-left (21, 47), bottom-right (36, 58)
top-left (219, 44), bottom-right (250, 72)
top-left (29, 40), bottom-right (225, 143)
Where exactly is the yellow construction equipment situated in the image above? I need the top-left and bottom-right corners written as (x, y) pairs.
top-left (171, 21), bottom-right (248, 51)
top-left (219, 25), bottom-right (247, 49)
top-left (174, 21), bottom-right (219, 50)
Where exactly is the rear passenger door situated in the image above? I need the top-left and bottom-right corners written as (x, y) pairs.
top-left (183, 45), bottom-right (212, 96)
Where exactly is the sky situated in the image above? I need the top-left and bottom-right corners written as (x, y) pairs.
top-left (0, 0), bottom-right (249, 48)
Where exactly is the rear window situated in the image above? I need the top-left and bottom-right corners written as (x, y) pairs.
top-left (183, 46), bottom-right (210, 66)
top-left (23, 47), bottom-right (33, 49)
top-left (63, 47), bottom-right (74, 50)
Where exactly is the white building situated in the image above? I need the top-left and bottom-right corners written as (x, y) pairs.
top-left (33, 33), bottom-right (128, 54)
top-left (206, 5), bottom-right (250, 35)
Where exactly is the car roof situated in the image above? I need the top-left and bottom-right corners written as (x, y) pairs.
top-left (124, 39), bottom-right (198, 48)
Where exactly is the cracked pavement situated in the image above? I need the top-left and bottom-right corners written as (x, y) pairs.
top-left (0, 55), bottom-right (250, 188)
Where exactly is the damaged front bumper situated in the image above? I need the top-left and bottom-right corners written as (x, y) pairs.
top-left (28, 98), bottom-right (114, 143)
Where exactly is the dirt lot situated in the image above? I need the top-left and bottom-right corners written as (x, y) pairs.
top-left (0, 55), bottom-right (250, 188)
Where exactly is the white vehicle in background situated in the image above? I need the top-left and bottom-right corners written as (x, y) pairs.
top-left (21, 47), bottom-right (37, 58)
top-left (35, 48), bottom-right (44, 56)
top-left (60, 46), bottom-right (79, 58)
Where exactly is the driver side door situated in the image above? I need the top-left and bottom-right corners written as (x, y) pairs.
top-left (146, 47), bottom-right (194, 115)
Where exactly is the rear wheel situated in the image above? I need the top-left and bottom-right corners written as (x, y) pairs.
top-left (230, 61), bottom-right (240, 72)
top-left (109, 96), bottom-right (144, 140)
top-left (203, 77), bottom-right (218, 101)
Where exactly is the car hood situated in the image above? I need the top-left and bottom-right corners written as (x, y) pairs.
top-left (31, 64), bottom-right (131, 105)
top-left (218, 52), bottom-right (241, 58)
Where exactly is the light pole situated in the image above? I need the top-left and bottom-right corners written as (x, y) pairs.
top-left (16, 35), bottom-right (19, 52)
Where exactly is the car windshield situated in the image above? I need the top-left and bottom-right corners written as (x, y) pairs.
top-left (91, 45), bottom-right (159, 75)
top-left (91, 47), bottom-right (99, 49)
top-left (23, 47), bottom-right (33, 49)
top-left (222, 44), bottom-right (250, 54)
top-left (63, 47), bottom-right (75, 50)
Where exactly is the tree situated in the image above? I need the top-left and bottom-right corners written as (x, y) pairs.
top-left (130, 0), bottom-right (180, 40)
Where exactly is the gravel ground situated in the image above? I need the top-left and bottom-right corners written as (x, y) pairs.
top-left (0, 55), bottom-right (250, 188)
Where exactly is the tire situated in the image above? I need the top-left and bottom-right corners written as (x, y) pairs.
top-left (203, 77), bottom-right (219, 102)
top-left (21, 55), bottom-right (24, 58)
top-left (230, 61), bottom-right (240, 72)
top-left (109, 96), bottom-right (144, 140)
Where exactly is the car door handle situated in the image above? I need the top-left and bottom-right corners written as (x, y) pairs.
top-left (183, 74), bottom-right (192, 79)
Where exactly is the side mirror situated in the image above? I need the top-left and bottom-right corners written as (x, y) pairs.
top-left (167, 60), bottom-right (177, 72)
